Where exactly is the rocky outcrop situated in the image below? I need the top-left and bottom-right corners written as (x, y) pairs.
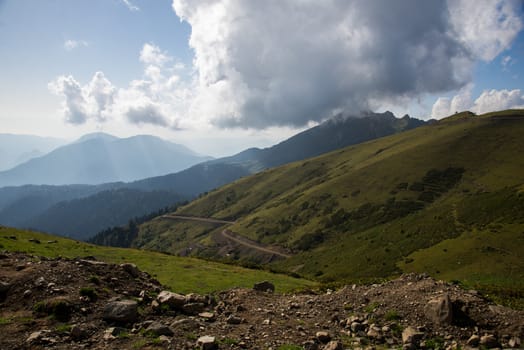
top-left (0, 253), bottom-right (523, 350)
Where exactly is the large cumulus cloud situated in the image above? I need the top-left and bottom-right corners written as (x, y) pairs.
top-left (172, 0), bottom-right (522, 128)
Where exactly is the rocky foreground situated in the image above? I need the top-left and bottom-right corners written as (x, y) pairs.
top-left (0, 252), bottom-right (522, 350)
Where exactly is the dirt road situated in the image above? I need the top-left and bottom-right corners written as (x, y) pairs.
top-left (161, 215), bottom-right (290, 258)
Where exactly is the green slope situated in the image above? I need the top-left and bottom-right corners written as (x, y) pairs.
top-left (134, 110), bottom-right (524, 295)
top-left (0, 227), bottom-right (314, 294)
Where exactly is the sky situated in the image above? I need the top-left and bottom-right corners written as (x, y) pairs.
top-left (1, 0), bottom-right (523, 157)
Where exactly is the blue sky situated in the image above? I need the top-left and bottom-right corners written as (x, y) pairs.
top-left (1, 0), bottom-right (523, 157)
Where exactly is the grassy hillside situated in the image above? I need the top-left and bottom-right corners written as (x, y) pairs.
top-left (133, 110), bottom-right (524, 301)
top-left (0, 226), bottom-right (314, 294)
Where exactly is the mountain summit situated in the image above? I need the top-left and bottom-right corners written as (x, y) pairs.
top-left (0, 134), bottom-right (212, 186)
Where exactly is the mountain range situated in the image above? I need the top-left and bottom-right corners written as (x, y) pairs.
top-left (0, 111), bottom-right (425, 239)
top-left (0, 134), bottom-right (65, 171)
top-left (0, 133), bottom-right (212, 186)
top-left (117, 109), bottom-right (524, 295)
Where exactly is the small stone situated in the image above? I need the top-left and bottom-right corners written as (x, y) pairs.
top-left (198, 312), bottom-right (216, 321)
top-left (351, 321), bottom-right (366, 332)
top-left (466, 335), bottom-right (480, 347)
top-left (23, 289), bottom-right (32, 298)
top-left (197, 335), bottom-right (217, 350)
top-left (120, 263), bottom-right (140, 277)
top-left (146, 321), bottom-right (174, 336)
top-left (0, 281), bottom-right (11, 294)
top-left (402, 326), bottom-right (424, 345)
top-left (508, 336), bottom-right (521, 348)
top-left (323, 340), bottom-right (343, 350)
top-left (316, 331), bottom-right (331, 343)
top-left (367, 325), bottom-right (382, 340)
top-left (480, 334), bottom-right (499, 348)
top-left (227, 314), bottom-right (243, 324)
top-left (103, 327), bottom-right (127, 340)
top-left (70, 324), bottom-right (89, 340)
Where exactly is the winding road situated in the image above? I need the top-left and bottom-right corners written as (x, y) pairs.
top-left (161, 215), bottom-right (291, 258)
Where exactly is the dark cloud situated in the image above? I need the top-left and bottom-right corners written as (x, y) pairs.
top-left (125, 104), bottom-right (169, 126)
top-left (173, 0), bottom-right (522, 128)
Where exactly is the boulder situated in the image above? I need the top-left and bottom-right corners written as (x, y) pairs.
top-left (183, 302), bottom-right (206, 315)
top-left (103, 299), bottom-right (138, 323)
top-left (424, 293), bottom-right (453, 325)
top-left (253, 281), bottom-right (275, 293)
top-left (157, 290), bottom-right (186, 309)
top-left (120, 263), bottom-right (140, 278)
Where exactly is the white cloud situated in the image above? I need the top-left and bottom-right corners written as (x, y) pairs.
top-left (448, 0), bottom-right (522, 61)
top-left (51, 1), bottom-right (523, 134)
top-left (64, 39), bottom-right (88, 51)
top-left (172, 0), bottom-right (522, 129)
top-left (431, 86), bottom-right (524, 119)
top-left (50, 43), bottom-right (190, 129)
top-left (48, 72), bottom-right (115, 124)
top-left (122, 0), bottom-right (139, 12)
top-left (473, 89), bottom-right (524, 113)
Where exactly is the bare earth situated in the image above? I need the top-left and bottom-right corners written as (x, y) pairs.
top-left (0, 252), bottom-right (522, 350)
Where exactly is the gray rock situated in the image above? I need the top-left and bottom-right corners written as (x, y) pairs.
top-left (157, 290), bottom-right (186, 309)
top-left (466, 334), bottom-right (480, 347)
top-left (146, 321), bottom-right (174, 336)
top-left (509, 336), bottom-right (521, 348)
top-left (402, 326), bottom-right (424, 345)
top-left (253, 281), bottom-right (275, 293)
top-left (120, 263), bottom-right (140, 278)
top-left (198, 312), bottom-right (216, 321)
top-left (367, 325), bottom-right (383, 340)
top-left (323, 340), bottom-right (343, 350)
top-left (0, 281), bottom-right (11, 293)
top-left (316, 331), bottom-right (331, 343)
top-left (350, 321), bottom-right (366, 332)
top-left (227, 314), bottom-right (243, 324)
top-left (70, 324), bottom-right (89, 340)
top-left (183, 302), bottom-right (206, 315)
top-left (197, 335), bottom-right (217, 350)
top-left (424, 294), bottom-right (453, 325)
top-left (103, 300), bottom-right (138, 323)
top-left (480, 334), bottom-right (499, 348)
top-left (103, 327), bottom-right (127, 340)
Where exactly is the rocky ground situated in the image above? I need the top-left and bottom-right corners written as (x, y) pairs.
top-left (0, 252), bottom-right (522, 350)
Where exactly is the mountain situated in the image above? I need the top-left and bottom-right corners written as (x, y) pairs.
top-left (25, 188), bottom-right (186, 240)
top-left (0, 133), bottom-right (212, 186)
top-left (0, 112), bottom-right (425, 240)
top-left (127, 111), bottom-right (426, 193)
top-left (0, 134), bottom-right (65, 171)
top-left (129, 109), bottom-right (524, 296)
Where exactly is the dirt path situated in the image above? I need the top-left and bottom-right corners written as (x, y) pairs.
top-left (220, 229), bottom-right (291, 258)
top-left (161, 215), bottom-right (291, 258)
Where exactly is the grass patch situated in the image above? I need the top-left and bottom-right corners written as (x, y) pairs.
top-left (277, 345), bottom-right (304, 350)
top-left (0, 226), bottom-right (315, 294)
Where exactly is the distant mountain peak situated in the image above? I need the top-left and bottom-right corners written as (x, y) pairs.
top-left (75, 132), bottom-right (119, 144)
